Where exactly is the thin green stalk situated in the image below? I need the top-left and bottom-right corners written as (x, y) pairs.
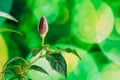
top-left (29, 55), bottom-right (45, 66)
top-left (29, 57), bottom-right (40, 66)
top-left (41, 36), bottom-right (45, 47)
top-left (29, 36), bottom-right (46, 66)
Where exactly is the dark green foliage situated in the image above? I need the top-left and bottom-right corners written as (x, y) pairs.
top-left (64, 48), bottom-right (73, 53)
top-left (32, 48), bottom-right (42, 57)
top-left (46, 53), bottom-right (67, 78)
top-left (3, 57), bottom-right (28, 69)
top-left (30, 65), bottom-right (49, 75)
top-left (72, 50), bottom-right (81, 60)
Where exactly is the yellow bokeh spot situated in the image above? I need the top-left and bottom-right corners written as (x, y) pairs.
top-left (96, 2), bottom-right (114, 43)
top-left (63, 53), bottom-right (79, 72)
top-left (72, 1), bottom-right (114, 44)
top-left (0, 34), bottom-right (8, 72)
top-left (101, 63), bottom-right (120, 80)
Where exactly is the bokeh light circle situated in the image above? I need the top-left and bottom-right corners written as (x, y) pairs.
top-left (101, 63), bottom-right (120, 80)
top-left (27, 0), bottom-right (59, 23)
top-left (99, 15), bottom-right (120, 64)
top-left (0, 35), bottom-right (8, 71)
top-left (55, 6), bottom-right (69, 25)
top-left (71, 1), bottom-right (114, 44)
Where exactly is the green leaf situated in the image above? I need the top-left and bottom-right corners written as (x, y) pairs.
top-left (3, 68), bottom-right (16, 74)
top-left (3, 57), bottom-right (28, 69)
top-left (30, 65), bottom-right (49, 75)
top-left (8, 75), bottom-right (20, 80)
top-left (46, 53), bottom-right (67, 78)
top-left (31, 48), bottom-right (42, 57)
top-left (63, 48), bottom-right (81, 60)
top-left (72, 50), bottom-right (81, 60)
top-left (0, 11), bottom-right (18, 22)
top-left (4, 65), bottom-right (21, 75)
top-left (3, 57), bottom-right (20, 69)
top-left (4, 69), bottom-right (16, 74)
top-left (0, 28), bottom-right (23, 35)
top-left (63, 48), bottom-right (73, 53)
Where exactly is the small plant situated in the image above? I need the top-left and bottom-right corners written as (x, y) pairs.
top-left (0, 16), bottom-right (81, 80)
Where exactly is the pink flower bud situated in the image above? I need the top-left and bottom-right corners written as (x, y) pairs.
top-left (38, 16), bottom-right (48, 37)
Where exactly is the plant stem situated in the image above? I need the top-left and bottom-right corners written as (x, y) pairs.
top-left (29, 55), bottom-right (45, 66)
top-left (41, 36), bottom-right (45, 47)
top-left (29, 57), bottom-right (40, 65)
top-left (29, 35), bottom-right (46, 66)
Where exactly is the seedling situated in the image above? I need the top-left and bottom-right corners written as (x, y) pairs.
top-left (0, 16), bottom-right (81, 80)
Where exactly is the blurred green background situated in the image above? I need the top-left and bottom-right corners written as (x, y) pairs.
top-left (0, 0), bottom-right (120, 80)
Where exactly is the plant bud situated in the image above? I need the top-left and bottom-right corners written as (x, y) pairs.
top-left (38, 16), bottom-right (48, 37)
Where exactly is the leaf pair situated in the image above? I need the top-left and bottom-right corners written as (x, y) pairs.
top-left (3, 57), bottom-right (28, 69)
top-left (30, 47), bottom-right (50, 76)
top-left (31, 46), bottom-right (81, 78)
top-left (2, 57), bottom-right (29, 80)
top-left (31, 47), bottom-right (67, 78)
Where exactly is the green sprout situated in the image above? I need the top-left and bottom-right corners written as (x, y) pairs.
top-left (0, 16), bottom-right (81, 80)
